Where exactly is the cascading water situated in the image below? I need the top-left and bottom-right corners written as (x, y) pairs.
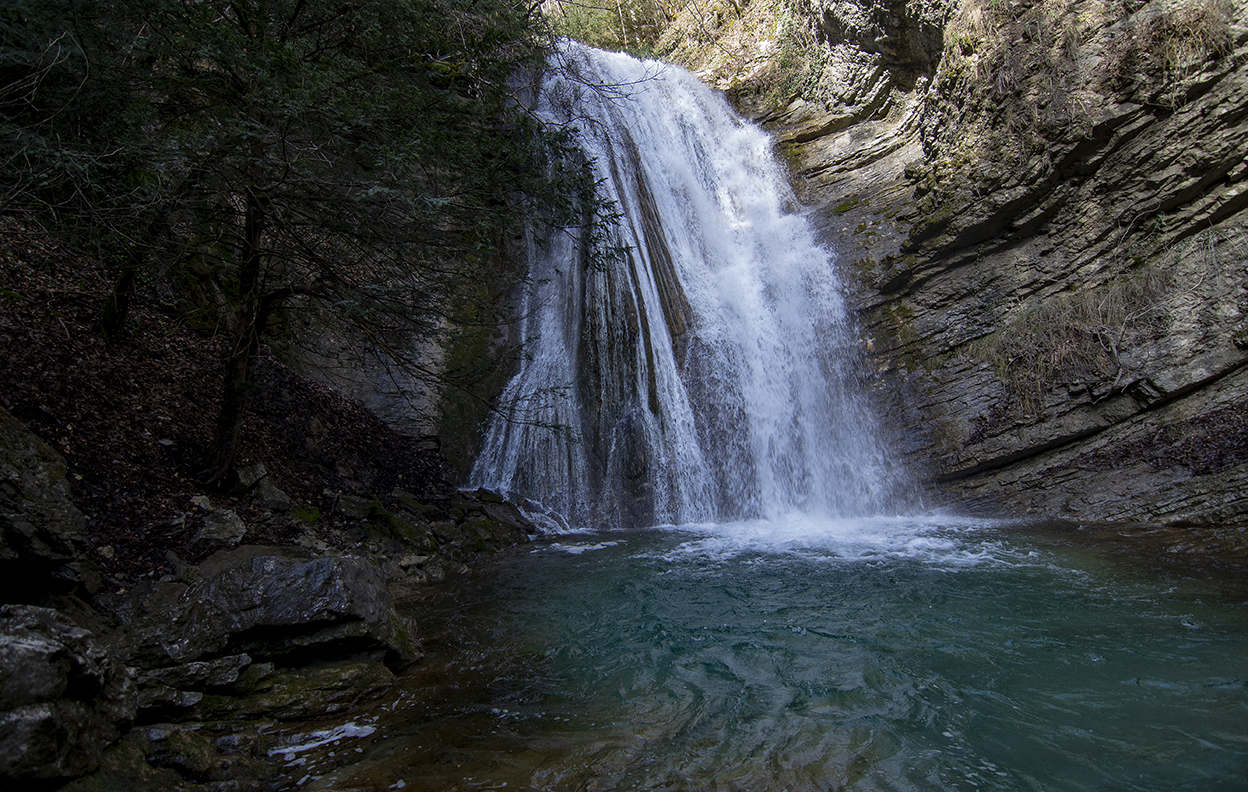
top-left (471, 42), bottom-right (903, 528)
top-left (284, 46), bottom-right (1248, 792)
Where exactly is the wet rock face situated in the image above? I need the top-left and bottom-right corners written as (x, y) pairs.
top-left (670, 0), bottom-right (1248, 528)
top-left (106, 547), bottom-right (420, 672)
top-left (613, 410), bottom-right (656, 529)
top-left (0, 605), bottom-right (136, 783)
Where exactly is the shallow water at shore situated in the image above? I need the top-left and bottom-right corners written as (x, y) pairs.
top-left (279, 517), bottom-right (1248, 791)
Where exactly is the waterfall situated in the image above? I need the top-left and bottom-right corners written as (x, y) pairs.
top-left (470, 42), bottom-right (902, 529)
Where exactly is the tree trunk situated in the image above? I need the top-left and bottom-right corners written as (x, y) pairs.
top-left (617, 0), bottom-right (629, 50)
top-left (206, 192), bottom-right (267, 484)
top-left (99, 211), bottom-right (171, 343)
top-left (99, 265), bottom-right (136, 343)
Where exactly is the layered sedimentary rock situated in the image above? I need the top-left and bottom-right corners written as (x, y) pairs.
top-left (662, 0), bottom-right (1247, 529)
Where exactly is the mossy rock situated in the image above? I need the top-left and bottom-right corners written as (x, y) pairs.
top-left (0, 404), bottom-right (102, 596)
top-left (289, 504), bottom-right (321, 525)
top-left (144, 728), bottom-right (219, 781)
top-left (196, 659), bottom-right (394, 721)
top-left (471, 489), bottom-right (506, 505)
top-left (336, 495), bottom-right (375, 521)
top-left (365, 506), bottom-right (439, 554)
top-left (460, 519), bottom-right (496, 551)
top-left (388, 613), bottom-right (420, 661)
top-left (392, 489), bottom-right (447, 520)
top-left (394, 523), bottom-right (439, 555)
top-left (61, 725), bottom-right (274, 792)
top-left (429, 520), bottom-right (464, 544)
top-left (58, 731), bottom-right (190, 792)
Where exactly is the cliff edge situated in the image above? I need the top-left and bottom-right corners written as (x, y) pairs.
top-left (662, 0), bottom-right (1248, 536)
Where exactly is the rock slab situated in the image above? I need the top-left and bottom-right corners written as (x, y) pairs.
top-left (108, 546), bottom-right (420, 673)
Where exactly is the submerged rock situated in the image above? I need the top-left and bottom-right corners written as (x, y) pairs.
top-left (195, 658), bottom-right (394, 721)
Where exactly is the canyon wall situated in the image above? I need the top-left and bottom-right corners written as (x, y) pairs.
top-left (660, 0), bottom-right (1248, 529)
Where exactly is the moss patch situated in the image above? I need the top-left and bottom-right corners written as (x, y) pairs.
top-left (196, 660), bottom-right (394, 721)
top-left (289, 504), bottom-right (321, 525)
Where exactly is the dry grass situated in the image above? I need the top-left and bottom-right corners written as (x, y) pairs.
top-left (968, 267), bottom-right (1173, 412)
top-left (969, 220), bottom-right (1245, 413)
top-left (1108, 0), bottom-right (1238, 105)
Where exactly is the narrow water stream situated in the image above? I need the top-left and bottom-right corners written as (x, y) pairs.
top-left (285, 517), bottom-right (1247, 791)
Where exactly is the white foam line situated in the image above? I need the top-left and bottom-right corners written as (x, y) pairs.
top-left (544, 541), bottom-right (625, 555)
top-left (268, 722), bottom-right (376, 758)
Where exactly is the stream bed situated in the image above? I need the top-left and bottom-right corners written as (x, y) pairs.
top-left (281, 515), bottom-right (1248, 791)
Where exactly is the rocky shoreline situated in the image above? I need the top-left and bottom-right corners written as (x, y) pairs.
top-left (0, 217), bottom-right (544, 788)
top-left (3, 399), bottom-right (537, 790)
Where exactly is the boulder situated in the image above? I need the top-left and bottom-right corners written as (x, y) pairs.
top-left (140, 653), bottom-right (252, 690)
top-left (230, 463), bottom-right (293, 511)
top-left (0, 605), bottom-right (135, 783)
top-left (187, 549), bottom-right (419, 664)
top-left (106, 547), bottom-right (419, 675)
top-left (0, 405), bottom-right (100, 599)
top-left (252, 476), bottom-right (292, 511)
top-left (188, 508), bottom-right (248, 552)
top-left (231, 463), bottom-right (269, 493)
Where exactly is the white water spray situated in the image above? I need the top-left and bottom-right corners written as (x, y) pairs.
top-left (471, 42), bottom-right (903, 528)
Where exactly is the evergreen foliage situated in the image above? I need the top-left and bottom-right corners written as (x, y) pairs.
top-left (2, 0), bottom-right (604, 480)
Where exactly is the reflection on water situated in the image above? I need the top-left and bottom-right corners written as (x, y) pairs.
top-left (280, 517), bottom-right (1248, 791)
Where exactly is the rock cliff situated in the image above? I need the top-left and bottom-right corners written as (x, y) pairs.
top-left (662, 0), bottom-right (1248, 532)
